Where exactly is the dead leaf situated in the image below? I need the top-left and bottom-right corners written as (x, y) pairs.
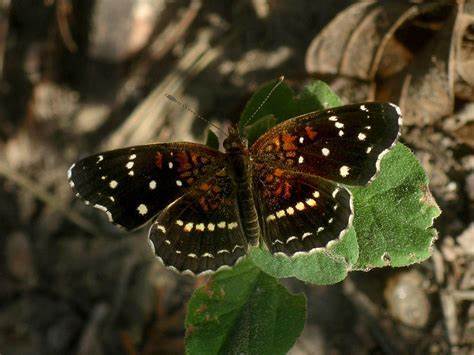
top-left (305, 1), bottom-right (469, 127)
top-left (396, 4), bottom-right (459, 126)
top-left (306, 1), bottom-right (378, 77)
top-left (453, 121), bottom-right (474, 147)
top-left (306, 1), bottom-right (429, 80)
top-left (457, 16), bottom-right (474, 87)
top-left (328, 76), bottom-right (374, 103)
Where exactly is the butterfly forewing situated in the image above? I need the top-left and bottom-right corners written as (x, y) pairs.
top-left (68, 143), bottom-right (225, 230)
top-left (149, 170), bottom-right (247, 275)
top-left (253, 163), bottom-right (353, 256)
top-left (251, 102), bottom-right (401, 186)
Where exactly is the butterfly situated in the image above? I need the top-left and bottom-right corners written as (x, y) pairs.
top-left (68, 101), bottom-right (401, 276)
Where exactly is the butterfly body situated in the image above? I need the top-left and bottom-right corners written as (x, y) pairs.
top-left (68, 102), bottom-right (402, 276)
top-left (223, 126), bottom-right (260, 246)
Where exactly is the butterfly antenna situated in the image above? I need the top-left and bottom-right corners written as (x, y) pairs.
top-left (242, 75), bottom-right (285, 128)
top-left (165, 94), bottom-right (226, 134)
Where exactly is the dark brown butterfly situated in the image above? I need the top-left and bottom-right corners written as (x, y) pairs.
top-left (68, 101), bottom-right (401, 275)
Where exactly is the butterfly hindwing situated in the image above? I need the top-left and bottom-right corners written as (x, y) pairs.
top-left (148, 170), bottom-right (248, 275)
top-left (250, 102), bottom-right (401, 186)
top-left (68, 143), bottom-right (225, 230)
top-left (253, 163), bottom-right (353, 256)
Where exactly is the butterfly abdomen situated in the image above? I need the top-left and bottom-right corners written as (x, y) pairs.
top-left (236, 180), bottom-right (260, 246)
top-left (226, 150), bottom-right (260, 246)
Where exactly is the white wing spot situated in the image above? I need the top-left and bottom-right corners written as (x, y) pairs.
top-left (126, 161), bottom-right (134, 169)
top-left (232, 245), bottom-right (243, 252)
top-left (156, 224), bottom-right (166, 234)
top-left (317, 227), bottom-right (324, 233)
top-left (340, 166), bottom-right (350, 177)
top-left (332, 188), bottom-right (340, 198)
top-left (202, 253), bottom-right (214, 258)
top-left (187, 253), bottom-right (197, 259)
top-left (272, 239), bottom-right (284, 245)
top-left (94, 204), bottom-right (107, 212)
top-left (299, 137), bottom-right (304, 144)
top-left (335, 122), bottom-right (344, 128)
top-left (164, 239), bottom-right (171, 245)
top-left (286, 207), bottom-right (295, 215)
top-left (328, 115), bottom-right (338, 121)
top-left (176, 250), bottom-right (181, 254)
top-left (106, 211), bottom-right (113, 222)
top-left (333, 204), bottom-right (338, 211)
top-left (298, 156), bottom-right (304, 164)
top-left (266, 214), bottom-right (276, 222)
top-left (322, 148), bottom-right (330, 156)
top-left (389, 102), bottom-right (402, 115)
top-left (67, 164), bottom-right (75, 178)
top-left (168, 162), bottom-right (173, 169)
top-left (207, 223), bottom-right (215, 231)
top-left (286, 236), bottom-right (298, 243)
top-left (69, 180), bottom-right (75, 188)
top-left (96, 155), bottom-right (104, 164)
top-left (295, 202), bottom-right (305, 211)
top-left (128, 170), bottom-right (134, 176)
top-left (101, 176), bottom-right (106, 180)
top-left (109, 196), bottom-right (115, 202)
top-left (217, 249), bottom-right (230, 255)
top-left (137, 204), bottom-right (148, 215)
top-left (302, 232), bottom-right (312, 240)
top-left (149, 180), bottom-right (157, 190)
top-left (228, 222), bottom-right (238, 230)
top-left (358, 133), bottom-right (367, 141)
top-left (360, 104), bottom-right (368, 112)
top-left (365, 125), bottom-right (371, 130)
top-left (176, 180), bottom-right (183, 187)
top-left (196, 223), bottom-right (205, 231)
top-left (338, 130), bottom-right (344, 137)
top-left (184, 223), bottom-right (193, 232)
top-left (84, 200), bottom-right (90, 205)
top-left (218, 221), bottom-right (226, 229)
top-left (313, 191), bottom-right (320, 198)
top-left (305, 198), bottom-right (317, 207)
top-left (176, 220), bottom-right (184, 226)
top-left (129, 154), bottom-right (137, 160)
top-left (109, 180), bottom-right (118, 189)
top-left (328, 218), bottom-right (334, 224)
top-left (276, 210), bottom-right (286, 218)
top-left (366, 146), bottom-right (373, 154)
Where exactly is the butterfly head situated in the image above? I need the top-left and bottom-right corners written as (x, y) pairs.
top-left (223, 124), bottom-right (248, 153)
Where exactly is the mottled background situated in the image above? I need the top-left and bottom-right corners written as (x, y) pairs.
top-left (0, 1), bottom-right (473, 354)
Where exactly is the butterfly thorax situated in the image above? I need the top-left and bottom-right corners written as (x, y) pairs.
top-left (223, 127), bottom-right (249, 182)
top-left (223, 126), bottom-right (260, 246)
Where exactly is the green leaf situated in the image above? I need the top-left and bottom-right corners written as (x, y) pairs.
top-left (185, 258), bottom-right (306, 355)
top-left (352, 143), bottom-right (441, 269)
top-left (239, 79), bottom-right (341, 142)
top-left (239, 79), bottom-right (295, 132)
top-left (250, 228), bottom-right (358, 285)
top-left (244, 114), bottom-right (277, 146)
top-left (296, 80), bottom-right (343, 111)
top-left (206, 129), bottom-right (219, 150)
